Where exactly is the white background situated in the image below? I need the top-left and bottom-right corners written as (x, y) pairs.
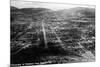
top-left (0, 0), bottom-right (99, 67)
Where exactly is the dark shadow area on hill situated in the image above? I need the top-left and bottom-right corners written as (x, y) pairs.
top-left (11, 42), bottom-right (82, 64)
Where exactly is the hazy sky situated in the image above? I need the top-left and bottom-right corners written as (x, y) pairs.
top-left (11, 0), bottom-right (95, 10)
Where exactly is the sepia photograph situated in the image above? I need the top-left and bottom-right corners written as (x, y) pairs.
top-left (10, 0), bottom-right (95, 66)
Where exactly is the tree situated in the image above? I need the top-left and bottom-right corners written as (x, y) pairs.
top-left (68, 28), bottom-right (82, 39)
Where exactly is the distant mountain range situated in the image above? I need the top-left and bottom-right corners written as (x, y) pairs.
top-left (10, 6), bottom-right (95, 23)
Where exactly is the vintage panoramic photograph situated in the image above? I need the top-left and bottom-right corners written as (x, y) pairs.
top-left (10, 0), bottom-right (95, 66)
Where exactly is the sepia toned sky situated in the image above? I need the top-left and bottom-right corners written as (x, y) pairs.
top-left (11, 0), bottom-right (95, 10)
